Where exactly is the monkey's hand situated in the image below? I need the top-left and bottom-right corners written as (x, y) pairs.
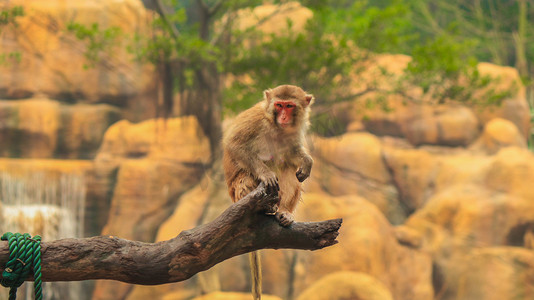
top-left (296, 155), bottom-right (313, 182)
top-left (258, 171), bottom-right (279, 196)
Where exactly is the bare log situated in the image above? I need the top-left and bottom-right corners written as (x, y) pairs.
top-left (0, 183), bottom-right (341, 285)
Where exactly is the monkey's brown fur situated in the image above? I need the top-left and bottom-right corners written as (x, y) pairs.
top-left (223, 85), bottom-right (314, 299)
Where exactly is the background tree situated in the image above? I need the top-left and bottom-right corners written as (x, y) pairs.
top-left (68, 0), bottom-right (523, 146)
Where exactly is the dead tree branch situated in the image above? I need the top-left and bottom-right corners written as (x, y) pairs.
top-left (0, 183), bottom-right (342, 285)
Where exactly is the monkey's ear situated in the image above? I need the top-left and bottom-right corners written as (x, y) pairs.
top-left (305, 94), bottom-right (314, 106)
top-left (263, 89), bottom-right (272, 102)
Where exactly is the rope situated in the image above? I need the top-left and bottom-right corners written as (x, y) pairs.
top-left (1, 232), bottom-right (43, 300)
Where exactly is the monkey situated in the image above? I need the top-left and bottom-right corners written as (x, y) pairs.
top-left (222, 84), bottom-right (314, 300)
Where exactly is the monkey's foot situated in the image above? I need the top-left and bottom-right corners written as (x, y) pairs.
top-left (264, 204), bottom-right (279, 216)
top-left (275, 212), bottom-right (294, 227)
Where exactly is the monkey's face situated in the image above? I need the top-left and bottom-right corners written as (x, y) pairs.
top-left (274, 100), bottom-right (297, 129)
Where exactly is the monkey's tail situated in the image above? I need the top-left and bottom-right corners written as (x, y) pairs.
top-left (249, 251), bottom-right (262, 300)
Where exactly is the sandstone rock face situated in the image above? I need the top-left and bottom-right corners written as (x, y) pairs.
top-left (95, 116), bottom-right (210, 241)
top-left (0, 0), bottom-right (155, 111)
top-left (93, 117), bottom-right (210, 300)
top-left (308, 133), bottom-right (403, 223)
top-left (0, 97), bottom-right (120, 158)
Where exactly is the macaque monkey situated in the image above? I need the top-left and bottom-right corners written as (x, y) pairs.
top-left (223, 84), bottom-right (314, 300)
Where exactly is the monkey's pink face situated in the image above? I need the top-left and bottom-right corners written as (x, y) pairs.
top-left (274, 101), bottom-right (296, 128)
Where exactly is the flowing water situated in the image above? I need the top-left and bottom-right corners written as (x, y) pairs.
top-left (0, 171), bottom-right (86, 300)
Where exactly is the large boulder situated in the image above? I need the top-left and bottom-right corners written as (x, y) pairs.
top-left (470, 118), bottom-right (527, 154)
top-left (308, 133), bottom-right (404, 223)
top-left (296, 271), bottom-right (393, 300)
top-left (436, 247), bottom-right (534, 300)
top-left (383, 146), bottom-right (493, 212)
top-left (403, 104), bottom-right (479, 147)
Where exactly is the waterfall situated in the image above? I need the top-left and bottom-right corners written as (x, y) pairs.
top-left (0, 171), bottom-right (86, 300)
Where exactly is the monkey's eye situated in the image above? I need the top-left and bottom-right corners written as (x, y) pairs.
top-left (286, 104), bottom-right (294, 108)
top-left (276, 103), bottom-right (283, 108)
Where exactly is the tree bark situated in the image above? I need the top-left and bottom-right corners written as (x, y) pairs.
top-left (0, 183), bottom-right (341, 285)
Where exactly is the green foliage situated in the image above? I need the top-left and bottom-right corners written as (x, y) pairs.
top-left (404, 30), bottom-right (513, 105)
top-left (66, 22), bottom-right (122, 69)
top-left (0, 6), bottom-right (24, 66)
top-left (64, 0), bottom-right (518, 131)
top-left (0, 52), bottom-right (21, 65)
top-left (0, 5), bottom-right (23, 26)
top-left (318, 0), bottom-right (416, 53)
top-left (226, 17), bottom-right (355, 112)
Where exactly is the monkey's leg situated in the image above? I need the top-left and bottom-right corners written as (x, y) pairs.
top-left (275, 171), bottom-right (302, 227)
top-left (249, 251), bottom-right (262, 300)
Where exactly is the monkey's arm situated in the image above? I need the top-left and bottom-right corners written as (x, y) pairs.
top-left (0, 183), bottom-right (341, 285)
top-left (295, 145), bottom-right (313, 182)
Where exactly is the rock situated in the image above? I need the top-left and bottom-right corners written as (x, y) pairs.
top-left (224, 2), bottom-right (312, 35)
top-left (93, 117), bottom-right (210, 300)
top-left (205, 192), bottom-right (431, 300)
top-left (404, 105), bottom-right (479, 147)
top-left (0, 97), bottom-right (120, 159)
top-left (437, 247), bottom-right (534, 300)
top-left (404, 185), bottom-right (534, 254)
top-left (95, 116), bottom-right (210, 241)
top-left (484, 147), bottom-right (534, 202)
top-left (296, 271), bottom-right (393, 300)
top-left (383, 147), bottom-right (493, 212)
top-left (402, 176), bottom-right (534, 299)
top-left (57, 103), bottom-right (121, 158)
top-left (0, 98), bottom-right (60, 158)
top-left (342, 56), bottom-right (528, 144)
top-left (96, 117), bottom-right (209, 164)
top-left (287, 193), bottom-right (432, 300)
top-left (469, 118), bottom-right (527, 154)
top-left (475, 63), bottom-right (529, 137)
top-left (0, 0), bottom-right (157, 118)
top-left (308, 133), bottom-right (404, 223)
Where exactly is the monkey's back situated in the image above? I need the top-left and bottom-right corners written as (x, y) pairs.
top-left (223, 103), bottom-right (265, 202)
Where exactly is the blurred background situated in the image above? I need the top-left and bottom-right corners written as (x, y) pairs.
top-left (0, 0), bottom-right (533, 299)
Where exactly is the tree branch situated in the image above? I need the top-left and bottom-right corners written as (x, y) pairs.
top-left (153, 0), bottom-right (180, 40)
top-left (0, 183), bottom-right (341, 285)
